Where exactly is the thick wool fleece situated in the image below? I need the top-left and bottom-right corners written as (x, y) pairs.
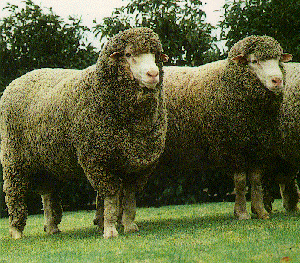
top-left (261, 62), bottom-right (300, 212)
top-left (228, 35), bottom-right (284, 60)
top-left (161, 36), bottom-right (286, 176)
top-left (278, 62), bottom-right (300, 165)
top-left (1, 27), bottom-right (167, 232)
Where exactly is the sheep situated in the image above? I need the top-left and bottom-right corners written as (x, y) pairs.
top-left (159, 35), bottom-right (292, 220)
top-left (263, 62), bottom-right (300, 213)
top-left (0, 27), bottom-right (168, 239)
top-left (92, 35), bottom-right (292, 224)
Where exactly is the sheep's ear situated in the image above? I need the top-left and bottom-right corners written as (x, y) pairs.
top-left (161, 54), bottom-right (169, 63)
top-left (231, 54), bottom-right (248, 64)
top-left (110, 52), bottom-right (121, 60)
top-left (281, 53), bottom-right (293, 62)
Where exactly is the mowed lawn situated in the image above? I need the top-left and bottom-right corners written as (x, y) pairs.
top-left (1, 200), bottom-right (300, 263)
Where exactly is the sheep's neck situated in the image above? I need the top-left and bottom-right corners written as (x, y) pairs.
top-left (119, 96), bottom-right (160, 131)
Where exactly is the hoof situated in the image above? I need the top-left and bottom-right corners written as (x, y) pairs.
top-left (9, 227), bottom-right (23, 240)
top-left (44, 225), bottom-right (61, 235)
top-left (251, 206), bottom-right (269, 219)
top-left (256, 211), bottom-right (270, 219)
top-left (124, 223), bottom-right (139, 234)
top-left (235, 212), bottom-right (251, 220)
top-left (103, 226), bottom-right (118, 239)
top-left (258, 214), bottom-right (270, 219)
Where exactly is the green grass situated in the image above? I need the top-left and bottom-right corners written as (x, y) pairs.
top-left (1, 200), bottom-right (300, 263)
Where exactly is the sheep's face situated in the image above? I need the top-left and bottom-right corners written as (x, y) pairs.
top-left (110, 45), bottom-right (168, 90)
top-left (125, 51), bottom-right (159, 90)
top-left (232, 53), bottom-right (292, 94)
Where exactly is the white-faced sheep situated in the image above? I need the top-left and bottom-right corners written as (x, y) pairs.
top-left (1, 27), bottom-right (168, 239)
top-left (92, 35), bottom-right (292, 224)
top-left (160, 35), bottom-right (292, 220)
top-left (263, 62), bottom-right (300, 213)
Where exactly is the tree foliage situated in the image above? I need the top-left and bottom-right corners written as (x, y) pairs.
top-left (220, 0), bottom-right (300, 61)
top-left (0, 0), bottom-right (97, 92)
top-left (94, 0), bottom-right (220, 66)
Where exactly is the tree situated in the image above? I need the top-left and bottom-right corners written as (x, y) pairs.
top-left (0, 0), bottom-right (97, 92)
top-left (94, 0), bottom-right (220, 66)
top-left (220, 0), bottom-right (300, 61)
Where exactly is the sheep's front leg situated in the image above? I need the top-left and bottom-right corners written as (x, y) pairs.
top-left (103, 193), bottom-right (120, 239)
top-left (234, 172), bottom-right (251, 219)
top-left (122, 187), bottom-right (139, 234)
top-left (280, 179), bottom-right (300, 213)
top-left (3, 167), bottom-right (29, 239)
top-left (250, 169), bottom-right (269, 219)
top-left (41, 192), bottom-right (62, 235)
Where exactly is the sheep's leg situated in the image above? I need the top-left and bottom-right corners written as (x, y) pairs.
top-left (280, 178), bottom-right (300, 213)
top-left (3, 167), bottom-right (29, 239)
top-left (250, 169), bottom-right (269, 219)
top-left (94, 189), bottom-right (124, 230)
top-left (93, 192), bottom-right (104, 230)
top-left (262, 176), bottom-right (274, 214)
top-left (42, 192), bottom-right (62, 235)
top-left (121, 186), bottom-right (139, 234)
top-left (103, 193), bottom-right (120, 239)
top-left (84, 165), bottom-right (121, 238)
top-left (234, 172), bottom-right (251, 219)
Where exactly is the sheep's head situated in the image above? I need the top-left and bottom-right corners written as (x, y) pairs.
top-left (99, 27), bottom-right (168, 91)
top-left (97, 27), bottom-right (168, 125)
top-left (228, 35), bottom-right (292, 94)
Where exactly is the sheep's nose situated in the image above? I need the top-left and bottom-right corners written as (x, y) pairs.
top-left (147, 69), bottom-right (159, 78)
top-left (271, 77), bottom-right (283, 87)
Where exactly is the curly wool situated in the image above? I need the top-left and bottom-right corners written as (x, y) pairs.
top-left (277, 62), bottom-right (300, 164)
top-left (1, 27), bottom-right (167, 232)
top-left (228, 35), bottom-right (284, 61)
top-left (261, 63), bottom-right (300, 212)
top-left (160, 36), bottom-right (284, 174)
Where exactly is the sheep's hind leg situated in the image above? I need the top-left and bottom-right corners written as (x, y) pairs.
top-left (280, 178), bottom-right (300, 214)
top-left (121, 186), bottom-right (139, 234)
top-left (234, 172), bottom-right (251, 219)
top-left (3, 167), bottom-right (29, 239)
top-left (262, 176), bottom-right (275, 214)
top-left (250, 169), bottom-right (269, 219)
top-left (42, 192), bottom-right (62, 234)
top-left (103, 193), bottom-right (120, 239)
top-left (93, 192), bottom-right (104, 230)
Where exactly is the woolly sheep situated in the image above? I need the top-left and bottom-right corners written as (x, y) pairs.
top-left (92, 35), bottom-right (292, 224)
top-left (263, 62), bottom-right (300, 213)
top-left (159, 35), bottom-right (292, 220)
top-left (1, 27), bottom-right (168, 239)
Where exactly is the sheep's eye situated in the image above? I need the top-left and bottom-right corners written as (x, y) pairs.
top-left (125, 53), bottom-right (132, 58)
top-left (251, 59), bottom-right (258, 64)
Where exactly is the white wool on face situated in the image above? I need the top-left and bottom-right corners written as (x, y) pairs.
top-left (125, 53), bottom-right (159, 89)
top-left (247, 54), bottom-right (283, 93)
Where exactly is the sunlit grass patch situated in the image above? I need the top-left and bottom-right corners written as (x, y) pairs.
top-left (1, 200), bottom-right (300, 263)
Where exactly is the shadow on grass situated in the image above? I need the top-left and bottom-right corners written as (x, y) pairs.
top-left (49, 213), bottom-right (237, 240)
top-left (2, 207), bottom-right (296, 242)
top-left (139, 213), bottom-right (236, 234)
